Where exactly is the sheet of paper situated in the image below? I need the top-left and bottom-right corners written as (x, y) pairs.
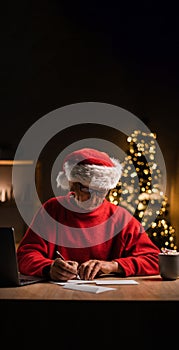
top-left (67, 279), bottom-right (139, 285)
top-left (49, 280), bottom-right (96, 285)
top-left (96, 279), bottom-right (139, 285)
top-left (63, 283), bottom-right (116, 293)
top-left (49, 281), bottom-right (66, 286)
top-left (49, 279), bottom-right (139, 286)
top-left (67, 279), bottom-right (97, 284)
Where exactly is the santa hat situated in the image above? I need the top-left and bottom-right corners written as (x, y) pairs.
top-left (56, 148), bottom-right (123, 191)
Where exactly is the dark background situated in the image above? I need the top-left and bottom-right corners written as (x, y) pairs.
top-left (0, 2), bottom-right (179, 340)
top-left (1, 1), bottom-right (179, 239)
top-left (1, 2), bottom-right (178, 151)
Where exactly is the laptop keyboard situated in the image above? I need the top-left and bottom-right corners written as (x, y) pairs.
top-left (19, 273), bottom-right (44, 285)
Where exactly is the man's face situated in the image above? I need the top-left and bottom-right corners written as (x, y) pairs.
top-left (69, 181), bottom-right (108, 211)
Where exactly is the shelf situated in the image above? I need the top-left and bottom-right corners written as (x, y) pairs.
top-left (0, 160), bottom-right (34, 165)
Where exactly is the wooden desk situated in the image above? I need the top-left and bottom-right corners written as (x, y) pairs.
top-left (0, 275), bottom-right (179, 300)
top-left (1, 275), bottom-right (179, 346)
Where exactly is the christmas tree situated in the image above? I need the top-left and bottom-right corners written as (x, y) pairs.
top-left (107, 130), bottom-right (177, 251)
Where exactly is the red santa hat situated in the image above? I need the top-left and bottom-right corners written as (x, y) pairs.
top-left (56, 148), bottom-right (123, 191)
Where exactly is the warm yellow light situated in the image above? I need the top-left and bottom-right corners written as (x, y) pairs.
top-left (0, 160), bottom-right (34, 165)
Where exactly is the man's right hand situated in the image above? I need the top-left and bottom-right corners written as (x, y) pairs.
top-left (50, 258), bottom-right (79, 281)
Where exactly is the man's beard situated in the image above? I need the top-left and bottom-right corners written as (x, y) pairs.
top-left (74, 192), bottom-right (106, 212)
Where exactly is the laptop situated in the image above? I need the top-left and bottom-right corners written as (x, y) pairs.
top-left (0, 227), bottom-right (45, 287)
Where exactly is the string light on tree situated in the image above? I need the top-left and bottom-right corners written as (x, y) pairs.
top-left (107, 130), bottom-right (177, 251)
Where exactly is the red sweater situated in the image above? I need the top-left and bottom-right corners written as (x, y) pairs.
top-left (17, 193), bottom-right (160, 277)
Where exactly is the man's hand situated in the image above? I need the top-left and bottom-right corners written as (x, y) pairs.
top-left (78, 260), bottom-right (123, 280)
top-left (50, 258), bottom-right (79, 281)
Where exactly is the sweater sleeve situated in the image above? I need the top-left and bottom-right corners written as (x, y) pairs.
top-left (113, 216), bottom-right (160, 276)
top-left (17, 201), bottom-right (57, 277)
top-left (17, 229), bottom-right (54, 277)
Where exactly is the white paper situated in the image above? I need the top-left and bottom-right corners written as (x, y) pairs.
top-left (63, 283), bottom-right (116, 293)
top-left (49, 281), bottom-right (66, 286)
top-left (67, 279), bottom-right (97, 284)
top-left (49, 279), bottom-right (139, 286)
top-left (67, 279), bottom-right (139, 285)
top-left (96, 279), bottom-right (139, 285)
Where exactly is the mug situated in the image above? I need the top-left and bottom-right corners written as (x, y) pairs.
top-left (159, 253), bottom-right (179, 280)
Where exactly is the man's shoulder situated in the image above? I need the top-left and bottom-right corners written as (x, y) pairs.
top-left (43, 195), bottom-right (67, 208)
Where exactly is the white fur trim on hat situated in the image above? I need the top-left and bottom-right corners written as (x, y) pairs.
top-left (56, 157), bottom-right (123, 191)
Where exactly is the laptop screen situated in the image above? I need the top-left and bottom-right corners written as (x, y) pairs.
top-left (0, 227), bottom-right (20, 286)
top-left (0, 227), bottom-right (45, 287)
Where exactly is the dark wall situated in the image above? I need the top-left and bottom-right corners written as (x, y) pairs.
top-left (1, 2), bottom-right (179, 201)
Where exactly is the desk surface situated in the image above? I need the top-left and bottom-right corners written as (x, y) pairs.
top-left (0, 275), bottom-right (179, 300)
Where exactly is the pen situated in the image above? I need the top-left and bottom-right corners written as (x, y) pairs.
top-left (56, 250), bottom-right (81, 280)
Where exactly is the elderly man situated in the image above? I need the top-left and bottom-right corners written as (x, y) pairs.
top-left (17, 147), bottom-right (160, 281)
